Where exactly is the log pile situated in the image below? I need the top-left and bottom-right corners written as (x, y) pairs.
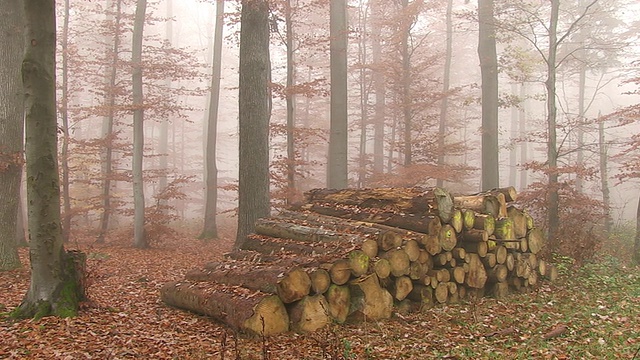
top-left (161, 186), bottom-right (557, 336)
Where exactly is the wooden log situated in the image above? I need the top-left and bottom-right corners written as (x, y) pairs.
top-left (462, 229), bottom-right (488, 242)
top-left (348, 250), bottom-right (370, 277)
top-left (407, 284), bottom-right (434, 309)
top-left (422, 234), bottom-right (442, 256)
top-left (526, 228), bottom-right (546, 255)
top-left (347, 274), bottom-right (393, 322)
top-left (324, 284), bottom-right (350, 323)
top-left (537, 259), bottom-right (547, 277)
top-left (507, 206), bottom-right (528, 238)
top-left (493, 245), bottom-right (508, 265)
top-left (519, 238), bottom-right (529, 252)
top-left (453, 194), bottom-right (501, 218)
top-left (487, 264), bottom-right (508, 283)
top-left (384, 249), bottom-right (411, 277)
top-left (361, 239), bottom-right (379, 258)
top-left (449, 208), bottom-right (463, 233)
top-left (489, 281), bottom-right (509, 299)
top-left (449, 266), bottom-right (466, 284)
top-left (465, 253), bottom-right (488, 289)
top-left (462, 209), bottom-right (476, 230)
top-left (451, 247), bottom-right (467, 260)
top-left (161, 280), bottom-right (289, 336)
top-left (390, 276), bottom-right (413, 301)
top-left (304, 203), bottom-right (443, 237)
top-left (447, 281), bottom-right (458, 295)
top-left (434, 282), bottom-right (449, 303)
top-left (439, 224), bottom-right (457, 251)
top-left (488, 186), bottom-right (518, 203)
top-left (494, 218), bottom-right (515, 240)
top-left (505, 252), bottom-right (515, 272)
top-left (254, 218), bottom-right (362, 245)
top-left (473, 214), bottom-right (495, 236)
top-left (524, 211), bottom-right (535, 230)
top-left (481, 253), bottom-right (497, 268)
top-left (329, 260), bottom-right (352, 285)
top-left (460, 241), bottom-right (488, 257)
top-left (310, 268), bottom-right (331, 295)
top-left (304, 186), bottom-right (455, 222)
top-left (409, 261), bottom-right (428, 280)
top-left (289, 295), bottom-right (330, 333)
top-left (277, 267), bottom-right (312, 303)
top-left (242, 234), bottom-right (337, 257)
top-left (508, 276), bottom-right (523, 291)
top-left (544, 264), bottom-right (559, 282)
top-left (373, 258), bottom-right (391, 279)
top-left (528, 270), bottom-right (538, 286)
top-left (403, 239), bottom-right (421, 262)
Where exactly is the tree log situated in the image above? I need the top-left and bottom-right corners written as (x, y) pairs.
top-left (373, 258), bottom-right (391, 279)
top-left (324, 284), bottom-right (350, 323)
top-left (473, 214), bottom-right (495, 236)
top-left (453, 194), bottom-right (501, 218)
top-left (489, 281), bottom-right (509, 299)
top-left (465, 253), bottom-right (488, 289)
top-left (403, 239), bottom-right (421, 262)
top-left (277, 267), bottom-right (311, 303)
top-left (242, 234), bottom-right (341, 257)
top-left (348, 250), bottom-right (370, 277)
top-left (526, 228), bottom-right (545, 255)
top-left (449, 208), bottom-right (463, 233)
top-left (304, 203), bottom-right (443, 236)
top-left (439, 224), bottom-right (457, 251)
top-left (492, 245), bottom-right (508, 265)
top-left (435, 282), bottom-right (449, 303)
top-left (481, 253), bottom-right (497, 268)
top-left (407, 284), bottom-right (434, 309)
top-left (460, 241), bottom-right (488, 257)
top-left (329, 260), bottom-right (352, 285)
top-left (161, 280), bottom-right (289, 336)
top-left (505, 252), bottom-right (515, 272)
top-left (289, 295), bottom-right (330, 333)
top-left (449, 266), bottom-right (466, 284)
top-left (390, 276), bottom-right (413, 301)
top-left (347, 274), bottom-right (393, 322)
top-left (310, 268), bottom-right (331, 295)
top-left (462, 209), bottom-right (476, 230)
top-left (487, 264), bottom-right (508, 283)
top-left (361, 239), bottom-right (379, 258)
top-left (462, 229), bottom-right (488, 242)
top-left (507, 206), bottom-right (528, 238)
top-left (304, 186), bottom-right (454, 222)
top-left (494, 218), bottom-right (515, 240)
top-left (384, 249), bottom-right (411, 277)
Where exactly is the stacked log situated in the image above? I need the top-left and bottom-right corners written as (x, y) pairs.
top-left (161, 186), bottom-right (557, 336)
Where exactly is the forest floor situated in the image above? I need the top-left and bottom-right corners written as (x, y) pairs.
top-left (1, 222), bottom-right (639, 359)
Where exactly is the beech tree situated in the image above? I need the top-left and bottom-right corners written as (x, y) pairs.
top-left (235, 0), bottom-right (271, 249)
top-left (132, 0), bottom-right (147, 248)
top-left (327, 0), bottom-right (348, 189)
top-left (478, 0), bottom-right (499, 190)
top-left (200, 0), bottom-right (225, 240)
top-left (0, 0), bottom-right (24, 271)
top-left (14, 0), bottom-right (84, 318)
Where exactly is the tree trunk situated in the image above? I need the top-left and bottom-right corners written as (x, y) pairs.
top-left (328, 0), bottom-right (348, 189)
top-left (0, 0), bottom-right (24, 271)
top-left (401, 0), bottom-right (412, 166)
top-left (132, 0), bottom-right (147, 248)
top-left (160, 280), bottom-right (289, 336)
top-left (324, 284), bottom-right (350, 323)
top-left (200, 0), bottom-right (224, 239)
top-left (14, 0), bottom-right (85, 317)
top-left (285, 0), bottom-right (297, 200)
top-left (478, 0), bottom-right (499, 190)
top-left (97, 0), bottom-right (122, 244)
top-left (235, 0), bottom-right (271, 249)
top-left (546, 0), bottom-right (560, 245)
top-left (60, 0), bottom-right (71, 242)
top-left (157, 0), bottom-right (172, 209)
top-left (356, 0), bottom-right (368, 188)
top-left (347, 274), bottom-right (393, 322)
top-left (371, 0), bottom-right (385, 176)
top-left (598, 116), bottom-right (612, 234)
top-left (437, 0), bottom-right (453, 187)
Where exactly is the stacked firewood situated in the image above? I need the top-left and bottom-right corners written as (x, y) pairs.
top-left (161, 186), bottom-right (557, 336)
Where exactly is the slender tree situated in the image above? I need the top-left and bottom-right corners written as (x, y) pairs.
top-left (436, 0), bottom-right (453, 187)
top-left (14, 0), bottom-right (84, 318)
top-left (371, 0), bottom-right (385, 176)
top-left (327, 0), bottom-right (348, 189)
top-left (132, 0), bottom-right (147, 248)
top-left (478, 0), bottom-right (499, 190)
top-left (59, 0), bottom-right (72, 242)
top-left (201, 0), bottom-right (225, 240)
top-left (545, 0), bottom-right (560, 242)
top-left (235, 0), bottom-right (271, 249)
top-left (0, 0), bottom-right (24, 271)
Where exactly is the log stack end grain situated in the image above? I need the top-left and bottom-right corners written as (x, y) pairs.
top-left (161, 186), bottom-right (557, 336)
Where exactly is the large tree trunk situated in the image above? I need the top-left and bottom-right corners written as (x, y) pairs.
top-left (200, 0), bottom-right (224, 240)
top-left (235, 0), bottom-right (271, 249)
top-left (478, 0), bottom-right (499, 190)
top-left (0, 0), bottom-right (24, 271)
top-left (161, 280), bottom-right (289, 336)
top-left (285, 0), bottom-right (297, 200)
top-left (328, 0), bottom-right (348, 189)
top-left (132, 0), bottom-right (147, 248)
top-left (14, 0), bottom-right (85, 318)
top-left (59, 0), bottom-right (72, 242)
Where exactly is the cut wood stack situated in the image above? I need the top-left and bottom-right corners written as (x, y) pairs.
top-left (161, 186), bottom-right (557, 336)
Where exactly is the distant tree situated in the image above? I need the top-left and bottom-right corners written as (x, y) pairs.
top-left (371, 0), bottom-right (385, 176)
top-left (59, 0), bottom-right (72, 241)
top-left (478, 0), bottom-right (499, 190)
top-left (436, 0), bottom-right (453, 188)
top-left (0, 0), bottom-right (24, 271)
top-left (235, 0), bottom-right (271, 249)
top-left (327, 0), bottom-right (348, 189)
top-left (13, 0), bottom-right (84, 318)
top-left (200, 0), bottom-right (225, 240)
top-left (132, 0), bottom-right (147, 248)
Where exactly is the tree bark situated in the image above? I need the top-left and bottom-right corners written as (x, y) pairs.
top-left (59, 0), bottom-right (71, 242)
top-left (546, 0), bottom-right (560, 245)
top-left (14, 0), bottom-right (85, 318)
top-left (161, 280), bottom-right (289, 336)
top-left (132, 0), bottom-right (147, 248)
top-left (200, 0), bottom-right (224, 240)
top-left (328, 0), bottom-right (348, 189)
top-left (235, 0), bottom-right (271, 249)
top-left (0, 0), bottom-right (24, 271)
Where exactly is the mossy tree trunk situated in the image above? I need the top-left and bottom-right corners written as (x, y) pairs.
top-left (13, 0), bottom-right (85, 319)
top-left (0, 0), bottom-right (24, 271)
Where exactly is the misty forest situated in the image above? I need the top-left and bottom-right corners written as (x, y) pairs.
top-left (1, 0), bottom-right (639, 358)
